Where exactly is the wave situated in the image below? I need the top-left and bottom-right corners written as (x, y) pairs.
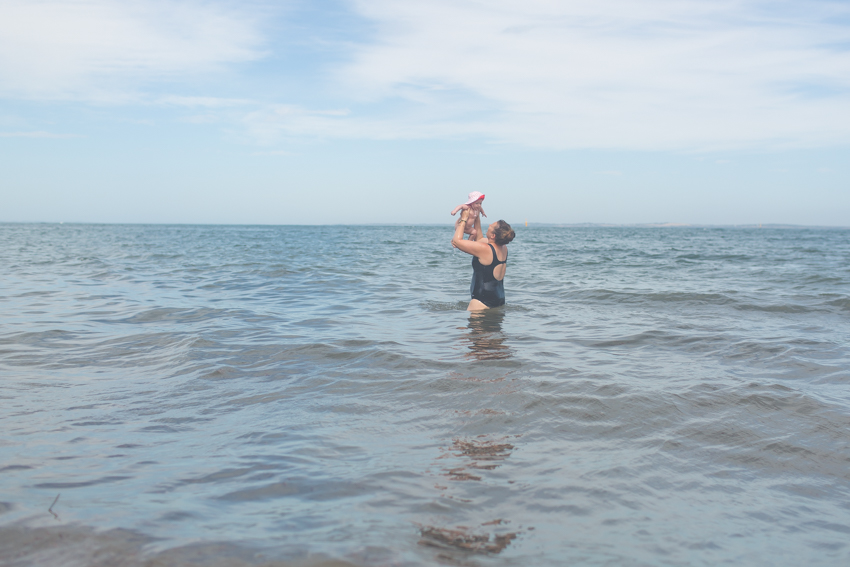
top-left (0, 523), bottom-right (356, 567)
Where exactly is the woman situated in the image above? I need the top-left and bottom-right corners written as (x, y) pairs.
top-left (452, 210), bottom-right (515, 311)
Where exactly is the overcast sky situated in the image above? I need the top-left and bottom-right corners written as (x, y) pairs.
top-left (2, 0), bottom-right (849, 225)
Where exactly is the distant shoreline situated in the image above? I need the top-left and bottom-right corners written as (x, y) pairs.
top-left (1, 221), bottom-right (848, 229)
top-left (518, 222), bottom-right (850, 229)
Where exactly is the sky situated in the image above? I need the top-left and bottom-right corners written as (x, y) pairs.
top-left (1, 0), bottom-right (849, 225)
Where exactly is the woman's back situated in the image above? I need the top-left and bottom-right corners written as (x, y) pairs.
top-left (471, 244), bottom-right (508, 307)
top-left (472, 244), bottom-right (507, 281)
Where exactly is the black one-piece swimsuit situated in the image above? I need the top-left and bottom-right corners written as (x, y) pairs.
top-left (470, 244), bottom-right (507, 308)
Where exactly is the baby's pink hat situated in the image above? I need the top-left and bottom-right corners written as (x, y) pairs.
top-left (464, 191), bottom-right (485, 205)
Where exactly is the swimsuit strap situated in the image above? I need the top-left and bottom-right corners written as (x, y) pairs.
top-left (489, 244), bottom-right (507, 265)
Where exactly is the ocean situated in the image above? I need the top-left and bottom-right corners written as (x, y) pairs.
top-left (1, 223), bottom-right (849, 566)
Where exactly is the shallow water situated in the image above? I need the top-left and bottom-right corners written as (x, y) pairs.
top-left (1, 223), bottom-right (849, 566)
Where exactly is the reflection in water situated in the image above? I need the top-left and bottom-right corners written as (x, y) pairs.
top-left (451, 438), bottom-right (514, 470)
top-left (463, 309), bottom-right (510, 361)
top-left (441, 437), bottom-right (517, 482)
top-left (419, 525), bottom-right (518, 556)
top-left (419, 433), bottom-right (523, 560)
top-left (438, 437), bottom-right (517, 483)
top-left (415, 310), bottom-right (525, 562)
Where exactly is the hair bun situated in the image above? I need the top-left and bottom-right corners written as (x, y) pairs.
top-left (494, 221), bottom-right (515, 245)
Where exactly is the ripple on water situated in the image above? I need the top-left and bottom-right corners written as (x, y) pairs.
top-left (1, 224), bottom-right (849, 566)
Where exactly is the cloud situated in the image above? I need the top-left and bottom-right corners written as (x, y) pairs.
top-left (328, 0), bottom-right (850, 150)
top-left (240, 104), bottom-right (354, 145)
top-left (0, 131), bottom-right (80, 138)
top-left (3, 0), bottom-right (849, 151)
top-left (0, 0), bottom-right (266, 100)
top-left (158, 95), bottom-right (254, 108)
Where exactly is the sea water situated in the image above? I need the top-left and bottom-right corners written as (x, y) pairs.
top-left (1, 223), bottom-right (849, 566)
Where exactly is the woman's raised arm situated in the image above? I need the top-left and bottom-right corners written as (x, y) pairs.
top-left (474, 216), bottom-right (488, 242)
top-left (451, 209), bottom-right (470, 248)
top-left (452, 211), bottom-right (490, 259)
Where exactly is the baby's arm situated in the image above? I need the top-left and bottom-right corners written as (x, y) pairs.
top-left (450, 203), bottom-right (469, 216)
top-left (480, 206), bottom-right (487, 218)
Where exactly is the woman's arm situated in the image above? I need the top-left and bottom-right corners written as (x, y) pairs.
top-left (452, 211), bottom-right (490, 258)
top-left (474, 216), bottom-right (487, 242)
top-left (451, 210), bottom-right (469, 247)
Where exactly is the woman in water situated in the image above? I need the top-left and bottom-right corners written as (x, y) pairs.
top-left (452, 210), bottom-right (515, 311)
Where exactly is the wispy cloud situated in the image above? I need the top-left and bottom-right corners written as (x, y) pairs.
top-left (2, 0), bottom-right (849, 151)
top-left (329, 0), bottom-right (850, 150)
top-left (240, 104), bottom-right (355, 145)
top-left (0, 131), bottom-right (81, 138)
top-left (0, 0), bottom-right (267, 101)
top-left (157, 95), bottom-right (255, 108)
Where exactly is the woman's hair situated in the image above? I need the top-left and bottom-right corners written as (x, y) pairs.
top-left (492, 220), bottom-right (515, 245)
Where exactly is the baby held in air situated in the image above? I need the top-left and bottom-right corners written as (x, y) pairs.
top-left (451, 192), bottom-right (487, 240)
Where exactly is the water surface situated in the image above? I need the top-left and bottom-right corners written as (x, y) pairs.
top-left (1, 224), bottom-right (849, 566)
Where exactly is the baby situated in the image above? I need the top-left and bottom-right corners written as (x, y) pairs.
top-left (451, 191), bottom-right (487, 240)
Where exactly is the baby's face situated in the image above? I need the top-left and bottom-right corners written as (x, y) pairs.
top-left (470, 200), bottom-right (483, 211)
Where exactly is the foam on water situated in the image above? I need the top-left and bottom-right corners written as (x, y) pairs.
top-left (1, 223), bottom-right (849, 566)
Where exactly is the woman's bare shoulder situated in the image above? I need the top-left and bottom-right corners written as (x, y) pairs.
top-left (453, 237), bottom-right (490, 257)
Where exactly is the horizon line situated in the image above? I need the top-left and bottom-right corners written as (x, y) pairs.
top-left (1, 221), bottom-right (848, 230)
